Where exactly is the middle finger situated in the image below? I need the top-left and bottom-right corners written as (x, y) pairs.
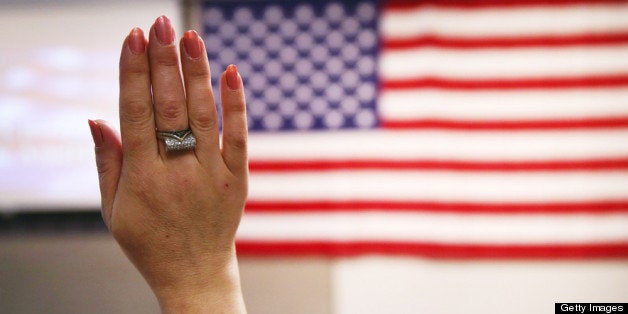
top-left (148, 16), bottom-right (188, 141)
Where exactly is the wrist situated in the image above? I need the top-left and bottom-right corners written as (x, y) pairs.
top-left (153, 250), bottom-right (247, 313)
top-left (158, 285), bottom-right (246, 314)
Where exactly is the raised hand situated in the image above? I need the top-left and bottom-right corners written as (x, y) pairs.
top-left (88, 15), bottom-right (248, 313)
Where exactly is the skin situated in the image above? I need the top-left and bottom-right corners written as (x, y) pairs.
top-left (89, 16), bottom-right (247, 313)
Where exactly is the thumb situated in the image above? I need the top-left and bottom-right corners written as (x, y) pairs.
top-left (88, 119), bottom-right (122, 228)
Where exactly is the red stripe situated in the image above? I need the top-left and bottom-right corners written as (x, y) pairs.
top-left (236, 240), bottom-right (628, 259)
top-left (244, 200), bottom-right (628, 214)
top-left (384, 0), bottom-right (628, 10)
top-left (381, 117), bottom-right (628, 130)
top-left (250, 158), bottom-right (628, 172)
top-left (382, 33), bottom-right (628, 50)
top-left (381, 75), bottom-right (628, 90)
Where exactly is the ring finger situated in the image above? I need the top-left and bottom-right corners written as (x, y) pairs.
top-left (148, 16), bottom-right (188, 154)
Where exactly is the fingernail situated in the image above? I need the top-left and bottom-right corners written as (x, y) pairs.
top-left (226, 64), bottom-right (240, 90)
top-left (155, 15), bottom-right (174, 45)
top-left (88, 119), bottom-right (104, 147)
top-left (128, 27), bottom-right (146, 54)
top-left (183, 30), bottom-right (203, 59)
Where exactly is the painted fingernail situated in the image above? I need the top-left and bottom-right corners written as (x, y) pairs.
top-left (226, 64), bottom-right (240, 90)
top-left (128, 27), bottom-right (146, 54)
top-left (155, 15), bottom-right (174, 45)
top-left (88, 119), bottom-right (104, 148)
top-left (183, 30), bottom-right (203, 59)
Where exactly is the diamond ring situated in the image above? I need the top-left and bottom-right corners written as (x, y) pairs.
top-left (156, 128), bottom-right (196, 152)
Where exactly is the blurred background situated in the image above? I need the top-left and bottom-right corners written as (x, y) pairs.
top-left (1, 0), bottom-right (627, 313)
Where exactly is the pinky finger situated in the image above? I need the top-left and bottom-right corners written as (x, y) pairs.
top-left (220, 64), bottom-right (248, 175)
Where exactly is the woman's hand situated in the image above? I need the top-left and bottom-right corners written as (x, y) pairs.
top-left (88, 16), bottom-right (247, 313)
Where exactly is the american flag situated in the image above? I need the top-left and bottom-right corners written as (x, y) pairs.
top-left (201, 0), bottom-right (628, 258)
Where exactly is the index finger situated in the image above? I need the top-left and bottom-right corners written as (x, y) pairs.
top-left (119, 27), bottom-right (158, 160)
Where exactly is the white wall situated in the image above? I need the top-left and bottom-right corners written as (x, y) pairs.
top-left (332, 257), bottom-right (628, 314)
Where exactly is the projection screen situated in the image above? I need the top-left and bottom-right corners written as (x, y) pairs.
top-left (0, 0), bottom-right (181, 212)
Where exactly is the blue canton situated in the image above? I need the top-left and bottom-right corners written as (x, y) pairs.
top-left (202, 0), bottom-right (379, 132)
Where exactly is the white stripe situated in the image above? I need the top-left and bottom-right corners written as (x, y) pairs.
top-left (249, 171), bottom-right (628, 202)
top-left (248, 130), bottom-right (628, 161)
top-left (379, 88), bottom-right (628, 121)
top-left (237, 212), bottom-right (628, 244)
top-left (379, 46), bottom-right (628, 80)
top-left (382, 4), bottom-right (628, 39)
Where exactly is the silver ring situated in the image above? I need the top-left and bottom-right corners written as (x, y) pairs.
top-left (156, 128), bottom-right (196, 152)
